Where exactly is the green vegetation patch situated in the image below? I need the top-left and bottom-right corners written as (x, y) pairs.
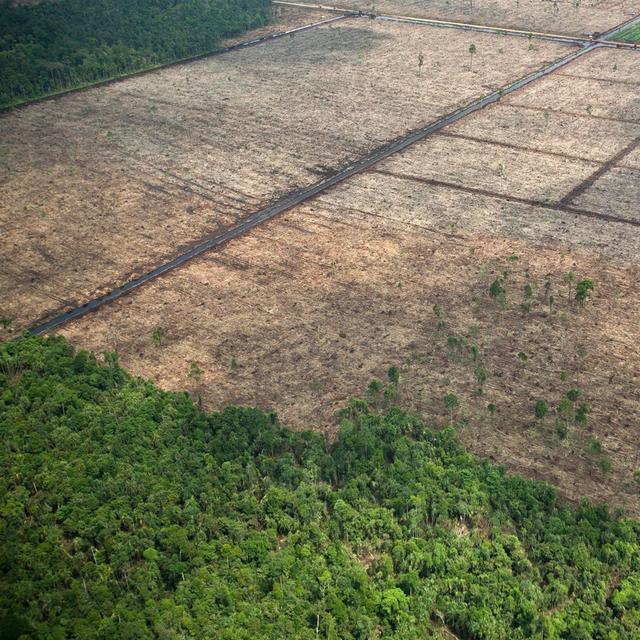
top-left (0, 0), bottom-right (272, 108)
top-left (612, 23), bottom-right (640, 43)
top-left (1, 335), bottom-right (640, 639)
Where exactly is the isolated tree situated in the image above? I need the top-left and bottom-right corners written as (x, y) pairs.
top-left (368, 378), bottom-right (383, 396)
top-left (524, 284), bottom-right (533, 300)
top-left (566, 388), bottom-right (581, 403)
top-left (443, 393), bottom-right (459, 425)
top-left (566, 271), bottom-right (575, 304)
top-left (387, 366), bottom-right (400, 386)
top-left (418, 50), bottom-right (425, 76)
top-left (189, 362), bottom-right (202, 383)
top-left (468, 43), bottom-right (477, 70)
top-left (474, 367), bottom-right (487, 395)
top-left (575, 279), bottom-right (594, 305)
top-left (557, 398), bottom-right (574, 429)
top-left (489, 278), bottom-right (505, 301)
top-left (517, 351), bottom-right (528, 368)
top-left (535, 400), bottom-right (548, 421)
top-left (575, 402), bottom-right (589, 427)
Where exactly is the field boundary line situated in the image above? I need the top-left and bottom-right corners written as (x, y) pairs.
top-left (0, 14), bottom-right (352, 115)
top-left (555, 73), bottom-right (640, 87)
top-left (369, 168), bottom-right (640, 228)
top-left (557, 136), bottom-right (640, 206)
top-left (27, 42), bottom-right (602, 335)
top-left (437, 131), bottom-right (602, 165)
top-left (499, 103), bottom-right (640, 126)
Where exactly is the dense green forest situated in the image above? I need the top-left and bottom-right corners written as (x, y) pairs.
top-left (1, 335), bottom-right (640, 639)
top-left (0, 0), bottom-right (272, 108)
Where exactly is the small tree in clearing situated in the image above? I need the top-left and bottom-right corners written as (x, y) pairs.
top-left (468, 43), bottom-right (477, 70)
top-left (368, 378), bottom-right (383, 396)
top-left (566, 271), bottom-right (575, 304)
top-left (517, 351), bottom-right (528, 368)
top-left (535, 400), bottom-right (548, 422)
top-left (189, 362), bottom-right (202, 383)
top-left (474, 367), bottom-right (487, 395)
top-left (151, 326), bottom-right (165, 347)
top-left (489, 277), bottom-right (505, 303)
top-left (575, 279), bottom-right (594, 306)
top-left (444, 393), bottom-right (459, 425)
top-left (575, 402), bottom-right (589, 427)
top-left (418, 50), bottom-right (425, 76)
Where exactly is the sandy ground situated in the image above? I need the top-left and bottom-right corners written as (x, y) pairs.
top-left (0, 18), bottom-right (568, 330)
top-left (327, 0), bottom-right (640, 36)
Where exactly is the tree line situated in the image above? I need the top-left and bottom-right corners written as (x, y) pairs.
top-left (1, 334), bottom-right (639, 638)
top-left (0, 0), bottom-right (272, 108)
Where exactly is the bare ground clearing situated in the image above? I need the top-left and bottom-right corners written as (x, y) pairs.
top-left (368, 45), bottom-right (640, 227)
top-left (327, 0), bottom-right (639, 37)
top-left (502, 49), bottom-right (640, 122)
top-left (55, 43), bottom-right (640, 514)
top-left (59, 201), bottom-right (640, 515)
top-left (0, 20), bottom-right (567, 331)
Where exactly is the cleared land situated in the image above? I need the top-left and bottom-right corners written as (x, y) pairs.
top-left (0, 18), bottom-right (568, 331)
top-left (327, 0), bottom-right (640, 36)
top-left (56, 44), bottom-right (640, 514)
top-left (59, 199), bottom-right (640, 515)
top-left (2, 8), bottom-right (639, 514)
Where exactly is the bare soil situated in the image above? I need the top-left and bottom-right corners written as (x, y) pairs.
top-left (328, 0), bottom-right (640, 36)
top-left (59, 201), bottom-right (640, 515)
top-left (0, 18), bottom-right (567, 331)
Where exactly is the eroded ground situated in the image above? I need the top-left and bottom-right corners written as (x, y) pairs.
top-left (328, 0), bottom-right (640, 36)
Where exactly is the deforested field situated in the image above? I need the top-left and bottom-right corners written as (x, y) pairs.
top-left (3, 5), bottom-right (640, 515)
top-left (0, 15), bottom-right (568, 330)
top-left (329, 0), bottom-right (638, 36)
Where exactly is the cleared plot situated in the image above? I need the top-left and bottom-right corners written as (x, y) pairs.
top-left (321, 171), bottom-right (640, 256)
top-left (0, 20), bottom-right (568, 331)
top-left (370, 134), bottom-right (598, 204)
top-left (571, 167), bottom-right (640, 219)
top-left (366, 45), bottom-right (639, 229)
top-left (445, 104), bottom-right (640, 163)
top-left (328, 0), bottom-right (637, 36)
top-left (503, 49), bottom-right (640, 122)
top-left (58, 201), bottom-right (640, 515)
